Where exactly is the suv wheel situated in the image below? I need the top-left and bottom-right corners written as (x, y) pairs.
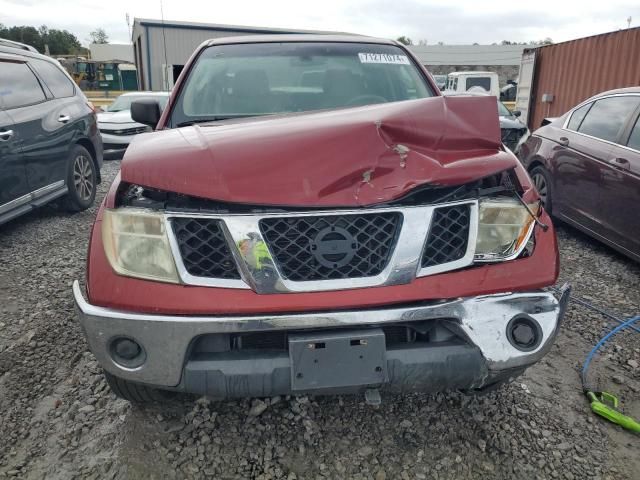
top-left (62, 145), bottom-right (97, 212)
top-left (530, 165), bottom-right (553, 214)
top-left (104, 371), bottom-right (174, 403)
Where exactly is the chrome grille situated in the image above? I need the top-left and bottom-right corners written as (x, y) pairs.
top-left (165, 200), bottom-right (477, 292)
top-left (259, 213), bottom-right (402, 281)
top-left (171, 218), bottom-right (240, 279)
top-left (100, 126), bottom-right (149, 136)
top-left (421, 205), bottom-right (471, 268)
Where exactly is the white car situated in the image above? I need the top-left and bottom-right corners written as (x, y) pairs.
top-left (98, 92), bottom-right (169, 158)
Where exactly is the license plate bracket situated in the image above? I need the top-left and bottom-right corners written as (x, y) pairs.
top-left (289, 329), bottom-right (387, 391)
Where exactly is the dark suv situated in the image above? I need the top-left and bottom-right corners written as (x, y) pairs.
top-left (0, 39), bottom-right (103, 225)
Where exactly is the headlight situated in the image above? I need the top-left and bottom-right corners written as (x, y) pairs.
top-left (475, 199), bottom-right (539, 261)
top-left (102, 208), bottom-right (180, 283)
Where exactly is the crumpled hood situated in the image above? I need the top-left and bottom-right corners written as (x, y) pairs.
top-left (121, 96), bottom-right (518, 207)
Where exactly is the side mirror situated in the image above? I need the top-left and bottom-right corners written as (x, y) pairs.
top-left (131, 99), bottom-right (161, 128)
top-left (512, 110), bottom-right (522, 117)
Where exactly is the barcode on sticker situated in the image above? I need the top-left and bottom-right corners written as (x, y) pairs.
top-left (358, 53), bottom-right (411, 65)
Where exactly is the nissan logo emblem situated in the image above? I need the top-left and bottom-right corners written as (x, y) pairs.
top-left (310, 226), bottom-right (358, 268)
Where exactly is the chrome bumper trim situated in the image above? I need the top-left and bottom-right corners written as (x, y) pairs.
top-left (74, 281), bottom-right (569, 388)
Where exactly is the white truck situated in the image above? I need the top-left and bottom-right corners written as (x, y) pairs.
top-left (445, 71), bottom-right (500, 96)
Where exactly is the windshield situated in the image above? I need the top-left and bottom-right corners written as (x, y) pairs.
top-left (170, 42), bottom-right (434, 126)
top-left (108, 94), bottom-right (168, 112)
top-left (497, 101), bottom-right (512, 117)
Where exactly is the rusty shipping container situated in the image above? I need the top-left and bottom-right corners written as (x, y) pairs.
top-left (524, 27), bottom-right (640, 130)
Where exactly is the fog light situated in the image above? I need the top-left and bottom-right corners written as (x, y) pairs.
top-left (114, 338), bottom-right (140, 359)
top-left (506, 316), bottom-right (542, 351)
top-left (110, 337), bottom-right (146, 368)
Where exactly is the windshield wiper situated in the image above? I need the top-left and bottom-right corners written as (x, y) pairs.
top-left (176, 114), bottom-right (269, 127)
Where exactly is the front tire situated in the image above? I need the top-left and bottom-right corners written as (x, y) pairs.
top-left (529, 165), bottom-right (553, 214)
top-left (104, 371), bottom-right (173, 403)
top-left (62, 145), bottom-right (97, 212)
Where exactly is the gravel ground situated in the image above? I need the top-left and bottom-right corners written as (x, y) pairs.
top-left (0, 159), bottom-right (638, 480)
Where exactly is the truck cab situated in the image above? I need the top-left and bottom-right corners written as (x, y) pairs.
top-left (446, 71), bottom-right (500, 96)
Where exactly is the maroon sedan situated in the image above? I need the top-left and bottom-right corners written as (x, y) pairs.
top-left (518, 87), bottom-right (640, 262)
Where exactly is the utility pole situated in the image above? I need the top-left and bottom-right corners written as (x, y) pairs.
top-left (126, 13), bottom-right (132, 40)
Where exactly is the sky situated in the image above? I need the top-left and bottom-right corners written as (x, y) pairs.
top-left (1, 0), bottom-right (638, 46)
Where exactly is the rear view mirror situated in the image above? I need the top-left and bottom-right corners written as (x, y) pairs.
top-left (512, 110), bottom-right (522, 117)
top-left (131, 99), bottom-right (161, 128)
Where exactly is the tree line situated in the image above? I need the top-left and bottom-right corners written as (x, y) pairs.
top-left (0, 24), bottom-right (110, 55)
top-left (396, 37), bottom-right (553, 46)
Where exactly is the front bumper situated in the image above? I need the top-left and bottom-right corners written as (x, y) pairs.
top-left (74, 281), bottom-right (570, 397)
top-left (99, 132), bottom-right (135, 157)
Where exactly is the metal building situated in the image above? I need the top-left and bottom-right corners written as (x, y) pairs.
top-left (131, 18), bottom-right (347, 91)
top-left (408, 44), bottom-right (527, 85)
top-left (408, 44), bottom-right (526, 66)
top-left (516, 27), bottom-right (640, 130)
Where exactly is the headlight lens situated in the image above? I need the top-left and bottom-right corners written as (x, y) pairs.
top-left (102, 208), bottom-right (180, 283)
top-left (475, 199), bottom-right (539, 261)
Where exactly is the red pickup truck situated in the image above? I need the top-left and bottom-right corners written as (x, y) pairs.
top-left (73, 35), bottom-right (569, 402)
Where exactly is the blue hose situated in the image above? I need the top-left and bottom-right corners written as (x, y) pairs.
top-left (581, 315), bottom-right (640, 392)
top-left (547, 286), bottom-right (640, 334)
top-left (570, 296), bottom-right (640, 334)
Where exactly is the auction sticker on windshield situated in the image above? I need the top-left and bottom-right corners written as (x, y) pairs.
top-left (358, 53), bottom-right (410, 65)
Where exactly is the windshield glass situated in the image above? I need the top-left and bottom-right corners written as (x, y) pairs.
top-left (497, 101), bottom-right (512, 117)
top-left (108, 94), bottom-right (168, 112)
top-left (170, 42), bottom-right (434, 126)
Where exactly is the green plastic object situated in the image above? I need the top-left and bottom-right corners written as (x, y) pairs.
top-left (586, 391), bottom-right (640, 434)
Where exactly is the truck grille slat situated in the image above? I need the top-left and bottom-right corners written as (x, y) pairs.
top-left (168, 203), bottom-right (474, 286)
top-left (259, 213), bottom-right (402, 281)
top-left (100, 126), bottom-right (149, 136)
top-left (421, 205), bottom-right (470, 267)
top-left (171, 218), bottom-right (241, 279)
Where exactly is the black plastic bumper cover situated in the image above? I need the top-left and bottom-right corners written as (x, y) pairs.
top-left (182, 342), bottom-right (488, 398)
